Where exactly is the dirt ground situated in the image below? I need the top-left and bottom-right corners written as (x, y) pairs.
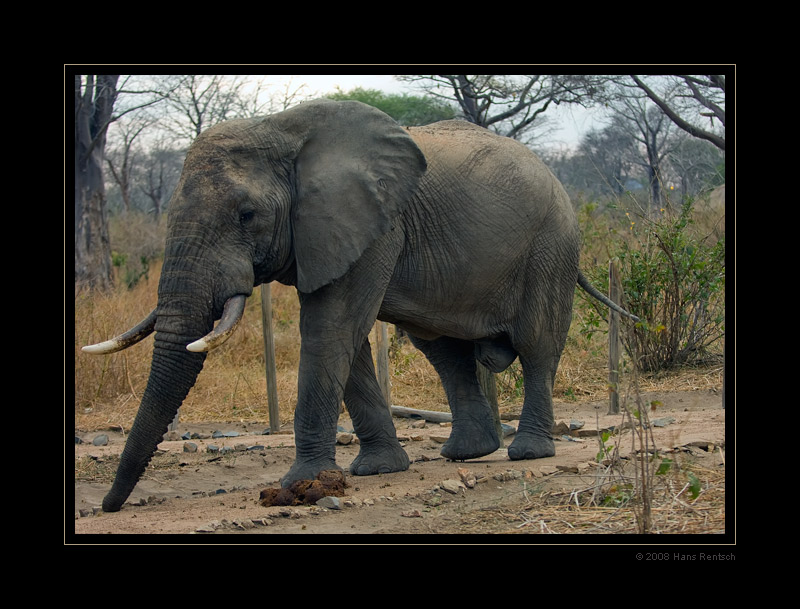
top-left (71, 389), bottom-right (727, 541)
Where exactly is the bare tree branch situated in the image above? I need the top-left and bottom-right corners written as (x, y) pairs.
top-left (630, 75), bottom-right (725, 150)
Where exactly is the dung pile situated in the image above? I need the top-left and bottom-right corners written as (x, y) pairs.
top-left (259, 470), bottom-right (347, 507)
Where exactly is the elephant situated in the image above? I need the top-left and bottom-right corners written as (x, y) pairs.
top-left (83, 99), bottom-right (637, 513)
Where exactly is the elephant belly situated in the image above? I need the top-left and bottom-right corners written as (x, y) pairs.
top-left (379, 272), bottom-right (516, 347)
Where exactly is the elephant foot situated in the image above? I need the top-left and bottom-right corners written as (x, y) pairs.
top-left (440, 422), bottom-right (500, 461)
top-left (507, 432), bottom-right (555, 460)
top-left (350, 439), bottom-right (410, 476)
top-left (280, 458), bottom-right (342, 488)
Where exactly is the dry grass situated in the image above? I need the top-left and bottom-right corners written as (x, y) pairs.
top-left (73, 261), bottom-right (722, 432)
top-left (440, 457), bottom-right (726, 535)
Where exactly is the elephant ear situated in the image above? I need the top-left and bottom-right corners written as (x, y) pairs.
top-left (289, 100), bottom-right (427, 293)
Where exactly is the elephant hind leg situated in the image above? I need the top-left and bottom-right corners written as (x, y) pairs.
top-left (410, 335), bottom-right (500, 460)
top-left (346, 337), bottom-right (410, 476)
top-left (507, 354), bottom-right (557, 460)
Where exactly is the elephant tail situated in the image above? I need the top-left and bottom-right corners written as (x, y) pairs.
top-left (577, 271), bottom-right (640, 323)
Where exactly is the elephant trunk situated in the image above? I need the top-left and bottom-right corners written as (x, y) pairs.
top-left (101, 266), bottom-right (216, 512)
top-left (102, 341), bottom-right (206, 512)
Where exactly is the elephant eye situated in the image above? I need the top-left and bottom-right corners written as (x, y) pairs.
top-left (239, 210), bottom-right (255, 226)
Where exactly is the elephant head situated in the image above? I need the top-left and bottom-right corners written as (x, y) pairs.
top-left (84, 100), bottom-right (427, 512)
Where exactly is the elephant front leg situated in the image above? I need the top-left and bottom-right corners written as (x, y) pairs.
top-left (411, 335), bottom-right (500, 460)
top-left (346, 337), bottom-right (410, 476)
top-left (281, 351), bottom-right (345, 487)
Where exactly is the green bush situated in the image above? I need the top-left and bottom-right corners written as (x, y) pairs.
top-left (579, 198), bottom-right (725, 372)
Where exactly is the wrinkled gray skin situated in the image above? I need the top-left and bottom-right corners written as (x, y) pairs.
top-left (96, 99), bottom-right (617, 512)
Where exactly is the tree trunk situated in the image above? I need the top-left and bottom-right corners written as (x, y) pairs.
top-left (75, 74), bottom-right (118, 290)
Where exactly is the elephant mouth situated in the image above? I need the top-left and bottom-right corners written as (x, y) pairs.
top-left (82, 294), bottom-right (248, 355)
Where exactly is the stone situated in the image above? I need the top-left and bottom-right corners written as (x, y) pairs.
top-left (441, 479), bottom-right (466, 494)
top-left (337, 432), bottom-right (354, 445)
top-left (551, 420), bottom-right (570, 436)
top-left (457, 467), bottom-right (477, 488)
top-left (652, 417), bottom-right (676, 428)
top-left (316, 496), bottom-right (342, 510)
top-left (183, 442), bottom-right (198, 453)
top-left (92, 434), bottom-right (109, 446)
top-left (501, 423), bottom-right (516, 437)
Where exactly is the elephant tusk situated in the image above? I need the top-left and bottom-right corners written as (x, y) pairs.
top-left (186, 294), bottom-right (247, 353)
top-left (82, 309), bottom-right (157, 355)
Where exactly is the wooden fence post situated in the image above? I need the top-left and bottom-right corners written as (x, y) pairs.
top-left (260, 284), bottom-right (280, 433)
top-left (608, 260), bottom-right (621, 415)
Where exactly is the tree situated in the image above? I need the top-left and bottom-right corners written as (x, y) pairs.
top-left (138, 143), bottom-right (185, 217)
top-left (156, 75), bottom-right (305, 145)
top-left (630, 75), bottom-right (726, 151)
top-left (607, 91), bottom-right (681, 212)
top-left (326, 87), bottom-right (456, 125)
top-left (105, 114), bottom-right (154, 214)
top-left (158, 75), bottom-right (248, 143)
top-left (666, 137), bottom-right (724, 199)
top-left (400, 75), bottom-right (609, 142)
top-left (75, 75), bottom-right (119, 290)
top-left (75, 74), bottom-right (166, 289)
top-left (575, 118), bottom-right (639, 198)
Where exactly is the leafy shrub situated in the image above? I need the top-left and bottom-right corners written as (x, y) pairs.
top-left (579, 198), bottom-right (725, 372)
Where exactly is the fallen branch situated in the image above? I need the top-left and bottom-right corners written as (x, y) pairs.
top-left (390, 405), bottom-right (452, 423)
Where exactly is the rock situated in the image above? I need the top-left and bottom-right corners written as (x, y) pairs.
top-left (441, 479), bottom-right (466, 494)
top-left (92, 434), bottom-right (109, 446)
top-left (410, 419), bottom-right (427, 429)
top-left (493, 469), bottom-right (523, 482)
top-left (501, 423), bottom-right (516, 437)
top-left (183, 442), bottom-right (198, 453)
top-left (316, 496), bottom-right (342, 510)
top-left (652, 417), bottom-right (676, 428)
top-left (570, 419), bottom-right (585, 430)
top-left (430, 435), bottom-right (449, 443)
top-left (336, 432), bottom-right (354, 445)
top-left (457, 467), bottom-right (477, 488)
top-left (231, 519), bottom-right (255, 530)
top-left (164, 430), bottom-right (181, 441)
top-left (551, 420), bottom-right (570, 436)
